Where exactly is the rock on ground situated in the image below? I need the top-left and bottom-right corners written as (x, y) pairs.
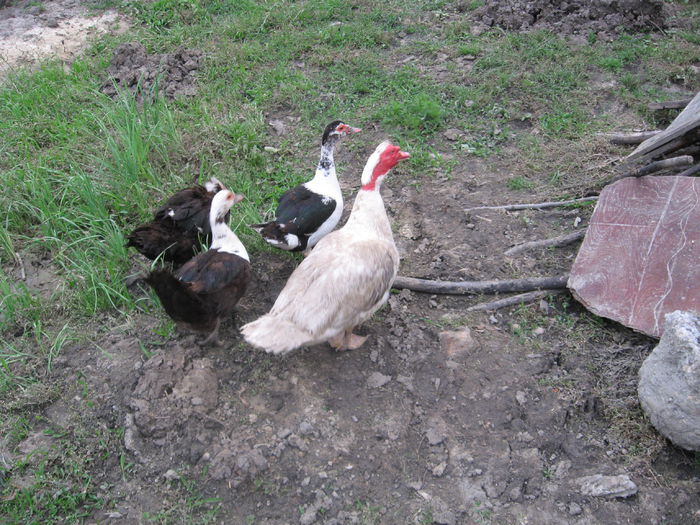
top-left (638, 311), bottom-right (700, 451)
top-left (576, 474), bottom-right (638, 498)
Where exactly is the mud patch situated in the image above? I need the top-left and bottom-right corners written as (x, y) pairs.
top-left (471, 0), bottom-right (667, 36)
top-left (100, 42), bottom-right (202, 100)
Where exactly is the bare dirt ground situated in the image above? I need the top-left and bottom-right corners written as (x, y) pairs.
top-left (2, 1), bottom-right (699, 524)
top-left (0, 0), bottom-right (125, 78)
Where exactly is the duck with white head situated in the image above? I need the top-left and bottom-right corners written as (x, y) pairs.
top-left (242, 141), bottom-right (410, 354)
top-left (147, 189), bottom-right (251, 346)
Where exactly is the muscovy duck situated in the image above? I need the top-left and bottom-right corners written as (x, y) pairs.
top-left (251, 120), bottom-right (361, 253)
top-left (146, 189), bottom-right (251, 346)
top-left (241, 141), bottom-right (410, 354)
top-left (127, 178), bottom-right (228, 266)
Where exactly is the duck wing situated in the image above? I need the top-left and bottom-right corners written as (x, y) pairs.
top-left (271, 239), bottom-right (397, 336)
top-left (176, 250), bottom-right (251, 296)
top-left (274, 185), bottom-right (336, 236)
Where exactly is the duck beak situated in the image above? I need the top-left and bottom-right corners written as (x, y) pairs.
top-left (398, 150), bottom-right (411, 160)
top-left (233, 193), bottom-right (245, 204)
top-left (348, 126), bottom-right (362, 134)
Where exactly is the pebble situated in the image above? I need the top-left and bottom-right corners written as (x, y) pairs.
top-left (432, 461), bottom-right (448, 477)
top-left (367, 372), bottom-right (391, 388)
top-left (163, 469), bottom-right (178, 481)
top-left (299, 421), bottom-right (314, 435)
top-left (277, 428), bottom-right (292, 439)
top-left (577, 474), bottom-right (638, 498)
top-left (568, 502), bottom-right (583, 516)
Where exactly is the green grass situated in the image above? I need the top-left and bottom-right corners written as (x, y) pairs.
top-left (1, 0), bottom-right (699, 521)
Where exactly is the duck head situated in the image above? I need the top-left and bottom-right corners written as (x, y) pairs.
top-left (361, 141), bottom-right (410, 191)
top-left (321, 120), bottom-right (362, 145)
top-left (211, 189), bottom-right (244, 224)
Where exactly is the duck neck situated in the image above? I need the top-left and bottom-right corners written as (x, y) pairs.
top-left (314, 137), bottom-right (338, 180)
top-left (209, 214), bottom-right (249, 261)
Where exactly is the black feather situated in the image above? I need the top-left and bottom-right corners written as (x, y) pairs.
top-left (127, 183), bottom-right (230, 266)
top-left (146, 250), bottom-right (251, 334)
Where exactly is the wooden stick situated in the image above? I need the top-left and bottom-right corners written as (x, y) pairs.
top-left (466, 290), bottom-right (565, 312)
top-left (648, 98), bottom-right (692, 111)
top-left (392, 274), bottom-right (569, 295)
top-left (505, 229), bottom-right (586, 256)
top-left (601, 130), bottom-right (661, 145)
top-left (674, 162), bottom-right (700, 178)
top-left (15, 253), bottom-right (26, 281)
top-left (609, 155), bottom-right (694, 184)
top-left (465, 197), bottom-right (598, 212)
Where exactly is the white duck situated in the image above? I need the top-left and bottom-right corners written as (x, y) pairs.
top-left (241, 141), bottom-right (410, 354)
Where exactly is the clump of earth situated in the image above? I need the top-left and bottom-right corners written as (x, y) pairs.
top-left (101, 42), bottom-right (202, 100)
top-left (470, 0), bottom-right (667, 36)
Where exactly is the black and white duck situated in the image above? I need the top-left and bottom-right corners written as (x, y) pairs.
top-left (251, 120), bottom-right (361, 253)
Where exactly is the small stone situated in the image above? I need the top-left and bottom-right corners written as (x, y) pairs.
top-left (163, 469), bottom-right (179, 481)
top-left (407, 481), bottom-right (422, 490)
top-left (432, 461), bottom-right (448, 477)
top-left (301, 476), bottom-right (311, 487)
top-left (248, 414), bottom-right (258, 424)
top-left (443, 128), bottom-right (462, 141)
top-left (576, 474), bottom-right (637, 498)
top-left (515, 391), bottom-right (527, 405)
top-left (553, 459), bottom-right (572, 479)
top-left (189, 396), bottom-right (203, 406)
top-left (367, 372), bottom-right (391, 388)
top-left (299, 421), bottom-right (314, 436)
top-left (45, 16), bottom-right (59, 28)
top-left (106, 512), bottom-right (123, 518)
top-left (277, 428), bottom-right (292, 439)
top-left (439, 327), bottom-right (477, 357)
top-left (532, 326), bottom-right (545, 336)
top-left (268, 119), bottom-right (287, 135)
top-left (426, 427), bottom-right (445, 446)
top-left (318, 471), bottom-right (328, 479)
top-left (466, 222), bottom-right (475, 229)
top-left (568, 502), bottom-right (583, 516)
top-left (299, 507), bottom-right (317, 525)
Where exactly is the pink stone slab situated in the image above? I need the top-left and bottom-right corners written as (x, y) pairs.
top-left (568, 176), bottom-right (700, 338)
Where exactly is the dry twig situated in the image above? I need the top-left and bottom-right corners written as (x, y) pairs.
top-left (392, 274), bottom-right (569, 295)
top-left (647, 98), bottom-right (692, 111)
top-left (466, 290), bottom-right (565, 312)
top-left (505, 229), bottom-right (586, 256)
top-left (675, 163), bottom-right (700, 178)
top-left (465, 197), bottom-right (598, 212)
top-left (608, 155), bottom-right (694, 184)
top-left (601, 130), bottom-right (661, 145)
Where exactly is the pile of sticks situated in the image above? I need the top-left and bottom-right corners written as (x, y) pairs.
top-left (603, 93), bottom-right (700, 183)
top-left (391, 91), bottom-right (700, 313)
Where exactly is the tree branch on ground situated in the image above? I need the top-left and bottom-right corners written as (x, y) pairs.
top-left (392, 274), bottom-right (569, 295)
top-left (505, 229), bottom-right (586, 256)
top-left (465, 197), bottom-right (598, 212)
top-left (466, 289), bottom-right (566, 312)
